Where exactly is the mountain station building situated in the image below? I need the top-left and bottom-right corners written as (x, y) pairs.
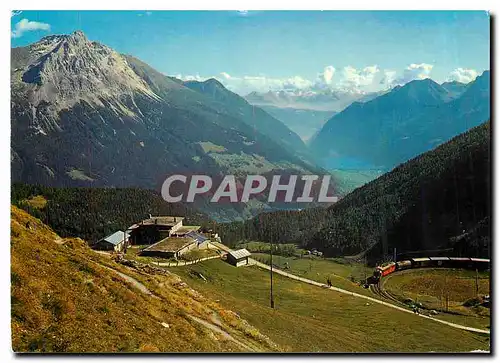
top-left (127, 216), bottom-right (185, 245)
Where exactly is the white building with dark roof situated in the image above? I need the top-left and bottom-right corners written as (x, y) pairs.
top-left (226, 249), bottom-right (251, 267)
top-left (95, 231), bottom-right (129, 252)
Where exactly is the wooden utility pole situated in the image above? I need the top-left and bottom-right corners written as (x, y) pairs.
top-left (123, 229), bottom-right (127, 254)
top-left (364, 254), bottom-right (367, 283)
top-left (270, 240), bottom-right (275, 308)
top-left (475, 268), bottom-right (479, 296)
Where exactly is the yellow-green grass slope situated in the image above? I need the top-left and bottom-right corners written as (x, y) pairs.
top-left (11, 206), bottom-right (277, 353)
top-left (251, 253), bottom-right (374, 296)
top-left (383, 268), bottom-right (490, 330)
top-left (171, 259), bottom-right (490, 352)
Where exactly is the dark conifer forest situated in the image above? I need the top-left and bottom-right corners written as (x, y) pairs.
top-left (216, 121), bottom-right (491, 261)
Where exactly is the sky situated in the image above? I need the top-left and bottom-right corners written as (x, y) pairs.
top-left (11, 10), bottom-right (490, 96)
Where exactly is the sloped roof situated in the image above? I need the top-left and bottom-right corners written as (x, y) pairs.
top-left (101, 231), bottom-right (129, 245)
top-left (143, 237), bottom-right (195, 253)
top-left (186, 231), bottom-right (208, 244)
top-left (228, 249), bottom-right (251, 260)
top-left (175, 226), bottom-right (201, 235)
top-left (141, 216), bottom-right (184, 227)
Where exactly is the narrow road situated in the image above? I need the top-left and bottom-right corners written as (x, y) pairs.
top-left (249, 258), bottom-right (490, 335)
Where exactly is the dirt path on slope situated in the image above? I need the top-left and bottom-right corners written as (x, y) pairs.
top-left (188, 315), bottom-right (255, 352)
top-left (92, 260), bottom-right (257, 351)
top-left (100, 265), bottom-right (154, 295)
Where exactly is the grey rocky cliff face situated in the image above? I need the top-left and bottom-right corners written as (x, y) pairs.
top-left (15, 30), bottom-right (160, 132)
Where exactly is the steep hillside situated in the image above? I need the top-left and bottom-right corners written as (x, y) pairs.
top-left (310, 73), bottom-right (490, 169)
top-left (11, 206), bottom-right (277, 352)
top-left (11, 183), bottom-right (211, 244)
top-left (11, 32), bottom-right (322, 206)
top-left (183, 79), bottom-right (316, 164)
top-left (441, 81), bottom-right (468, 99)
top-left (217, 122), bottom-right (491, 261)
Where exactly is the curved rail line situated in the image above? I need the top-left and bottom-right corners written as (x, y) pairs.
top-left (249, 258), bottom-right (490, 335)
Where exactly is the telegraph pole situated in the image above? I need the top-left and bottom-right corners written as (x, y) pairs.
top-left (475, 268), bottom-right (479, 296)
top-left (364, 254), bottom-right (367, 283)
top-left (270, 240), bottom-right (275, 308)
top-left (123, 229), bottom-right (127, 254)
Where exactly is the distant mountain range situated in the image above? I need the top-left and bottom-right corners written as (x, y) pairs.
top-left (244, 89), bottom-right (385, 144)
top-left (10, 31), bottom-right (325, 221)
top-left (245, 89), bottom-right (383, 112)
top-left (309, 72), bottom-right (490, 170)
top-left (254, 106), bottom-right (335, 142)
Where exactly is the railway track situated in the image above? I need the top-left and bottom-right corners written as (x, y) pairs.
top-left (369, 282), bottom-right (406, 307)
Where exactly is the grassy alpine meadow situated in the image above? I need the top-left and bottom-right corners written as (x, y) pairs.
top-left (11, 206), bottom-right (276, 353)
top-left (383, 268), bottom-right (490, 330)
top-left (250, 252), bottom-right (375, 296)
top-left (169, 259), bottom-right (490, 352)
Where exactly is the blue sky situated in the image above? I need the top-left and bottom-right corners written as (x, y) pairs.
top-left (11, 10), bottom-right (490, 95)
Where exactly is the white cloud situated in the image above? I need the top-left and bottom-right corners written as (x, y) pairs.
top-left (282, 76), bottom-right (313, 90)
top-left (392, 63), bottom-right (433, 85)
top-left (379, 70), bottom-right (397, 89)
top-left (175, 74), bottom-right (204, 82)
top-left (339, 65), bottom-right (380, 92)
top-left (176, 73), bottom-right (313, 94)
top-left (317, 66), bottom-right (336, 86)
top-left (236, 75), bottom-right (312, 93)
top-left (11, 18), bottom-right (51, 38)
top-left (174, 62), bottom-right (475, 97)
top-left (448, 68), bottom-right (479, 83)
top-left (11, 11), bottom-right (22, 17)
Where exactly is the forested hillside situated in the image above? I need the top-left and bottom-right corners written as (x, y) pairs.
top-left (216, 121), bottom-right (491, 261)
top-left (11, 184), bottom-right (211, 244)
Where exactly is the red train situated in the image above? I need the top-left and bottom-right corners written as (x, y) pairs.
top-left (371, 257), bottom-right (490, 283)
top-left (375, 262), bottom-right (396, 278)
